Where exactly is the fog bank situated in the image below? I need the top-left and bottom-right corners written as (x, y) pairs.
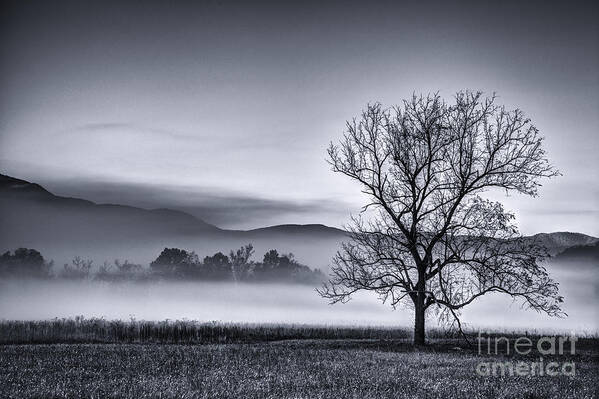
top-left (0, 259), bottom-right (596, 333)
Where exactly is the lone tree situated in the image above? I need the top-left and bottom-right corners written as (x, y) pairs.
top-left (318, 91), bottom-right (563, 346)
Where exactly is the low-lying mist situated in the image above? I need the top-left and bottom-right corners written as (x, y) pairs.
top-left (0, 280), bottom-right (404, 326)
top-left (0, 259), bottom-right (596, 333)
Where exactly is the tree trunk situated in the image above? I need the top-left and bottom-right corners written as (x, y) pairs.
top-left (414, 292), bottom-right (426, 346)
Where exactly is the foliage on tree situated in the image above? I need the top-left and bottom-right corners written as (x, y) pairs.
top-left (202, 251), bottom-right (232, 280)
top-left (0, 248), bottom-right (53, 278)
top-left (254, 249), bottom-right (324, 283)
top-left (150, 248), bottom-right (200, 277)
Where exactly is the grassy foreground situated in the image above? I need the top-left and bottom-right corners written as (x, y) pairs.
top-left (1, 340), bottom-right (598, 399)
top-left (0, 320), bottom-right (598, 398)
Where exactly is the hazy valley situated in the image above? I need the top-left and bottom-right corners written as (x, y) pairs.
top-left (1, 174), bottom-right (597, 333)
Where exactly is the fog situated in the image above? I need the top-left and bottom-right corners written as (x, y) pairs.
top-left (458, 261), bottom-right (598, 333)
top-left (0, 260), bottom-right (596, 334)
top-left (0, 280), bottom-right (404, 326)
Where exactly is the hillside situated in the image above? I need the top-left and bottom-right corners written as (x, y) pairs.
top-left (1, 173), bottom-right (596, 268)
top-left (553, 242), bottom-right (599, 264)
top-left (244, 224), bottom-right (345, 238)
top-left (0, 174), bottom-right (220, 243)
top-left (0, 174), bottom-right (346, 267)
top-left (528, 232), bottom-right (599, 255)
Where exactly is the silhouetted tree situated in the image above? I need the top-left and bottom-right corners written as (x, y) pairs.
top-left (150, 248), bottom-right (199, 278)
top-left (256, 249), bottom-right (287, 279)
top-left (262, 249), bottom-right (280, 268)
top-left (95, 259), bottom-right (144, 282)
top-left (319, 91), bottom-right (562, 346)
top-left (229, 244), bottom-right (254, 282)
top-left (261, 250), bottom-right (294, 269)
top-left (95, 261), bottom-right (113, 281)
top-left (62, 256), bottom-right (93, 279)
top-left (253, 249), bottom-right (323, 283)
top-left (144, 246), bottom-right (325, 284)
top-left (0, 248), bottom-right (52, 278)
top-left (202, 252), bottom-right (232, 280)
top-left (114, 259), bottom-right (143, 274)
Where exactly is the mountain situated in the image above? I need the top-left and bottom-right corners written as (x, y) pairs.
top-left (245, 224), bottom-right (345, 238)
top-left (0, 174), bottom-right (220, 241)
top-left (0, 174), bottom-right (55, 199)
top-left (553, 242), bottom-right (599, 264)
top-left (1, 173), bottom-right (596, 268)
top-left (0, 174), bottom-right (346, 240)
top-left (0, 174), bottom-right (346, 267)
top-left (527, 232), bottom-right (599, 255)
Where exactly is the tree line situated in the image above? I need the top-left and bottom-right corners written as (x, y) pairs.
top-left (0, 244), bottom-right (325, 285)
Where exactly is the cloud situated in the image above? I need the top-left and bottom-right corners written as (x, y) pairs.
top-left (525, 209), bottom-right (599, 216)
top-left (59, 122), bottom-right (307, 153)
top-left (63, 123), bottom-right (205, 142)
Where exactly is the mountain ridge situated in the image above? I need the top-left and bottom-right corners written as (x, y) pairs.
top-left (0, 174), bottom-right (347, 237)
top-left (4, 173), bottom-right (596, 241)
top-left (1, 173), bottom-right (597, 266)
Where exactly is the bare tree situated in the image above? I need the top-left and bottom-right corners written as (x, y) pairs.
top-left (318, 91), bottom-right (563, 346)
top-left (230, 244), bottom-right (255, 282)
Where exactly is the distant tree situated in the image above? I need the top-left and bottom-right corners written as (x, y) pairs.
top-left (114, 259), bottom-right (143, 274)
top-left (202, 252), bottom-right (232, 280)
top-left (151, 248), bottom-right (193, 268)
top-left (229, 244), bottom-right (254, 282)
top-left (318, 91), bottom-right (562, 346)
top-left (150, 248), bottom-right (199, 278)
top-left (253, 249), bottom-right (322, 283)
top-left (95, 261), bottom-right (113, 281)
top-left (0, 248), bottom-right (52, 278)
top-left (62, 256), bottom-right (93, 280)
top-left (261, 249), bottom-right (294, 270)
top-left (145, 246), bottom-right (323, 284)
top-left (262, 249), bottom-right (280, 268)
top-left (95, 259), bottom-right (144, 282)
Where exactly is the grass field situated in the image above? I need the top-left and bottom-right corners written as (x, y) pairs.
top-left (0, 320), bottom-right (598, 398)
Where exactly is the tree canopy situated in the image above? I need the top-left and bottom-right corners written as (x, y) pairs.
top-left (319, 91), bottom-right (562, 345)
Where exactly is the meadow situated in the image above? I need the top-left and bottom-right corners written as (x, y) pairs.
top-left (0, 319), bottom-right (598, 399)
top-left (0, 256), bottom-right (597, 398)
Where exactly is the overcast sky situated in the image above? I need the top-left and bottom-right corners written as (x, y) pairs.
top-left (0, 0), bottom-right (597, 234)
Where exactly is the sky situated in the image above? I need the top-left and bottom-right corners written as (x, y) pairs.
top-left (0, 0), bottom-right (597, 234)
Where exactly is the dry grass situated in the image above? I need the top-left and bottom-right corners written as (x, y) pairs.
top-left (1, 320), bottom-right (597, 398)
top-left (4, 318), bottom-right (589, 345)
top-left (0, 341), bottom-right (597, 399)
top-left (0, 317), bottom-right (420, 344)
